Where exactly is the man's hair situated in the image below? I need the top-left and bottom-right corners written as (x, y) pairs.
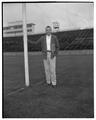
top-left (46, 26), bottom-right (52, 29)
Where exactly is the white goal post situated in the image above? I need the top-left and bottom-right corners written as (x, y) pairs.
top-left (22, 3), bottom-right (29, 87)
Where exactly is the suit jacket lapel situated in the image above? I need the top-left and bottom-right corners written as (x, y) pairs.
top-left (44, 35), bottom-right (47, 51)
top-left (52, 35), bottom-right (55, 44)
top-left (51, 35), bottom-right (53, 51)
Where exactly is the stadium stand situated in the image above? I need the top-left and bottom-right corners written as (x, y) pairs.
top-left (3, 28), bottom-right (93, 52)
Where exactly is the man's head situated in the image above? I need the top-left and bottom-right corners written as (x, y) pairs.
top-left (45, 26), bottom-right (52, 36)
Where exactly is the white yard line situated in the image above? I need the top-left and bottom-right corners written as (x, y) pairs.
top-left (4, 50), bottom-right (93, 56)
top-left (7, 87), bottom-right (25, 96)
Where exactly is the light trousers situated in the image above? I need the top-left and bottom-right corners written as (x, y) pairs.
top-left (43, 52), bottom-right (56, 85)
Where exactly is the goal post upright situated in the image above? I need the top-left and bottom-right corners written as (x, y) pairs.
top-left (22, 3), bottom-right (29, 87)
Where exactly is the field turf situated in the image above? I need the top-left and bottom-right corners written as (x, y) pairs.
top-left (3, 52), bottom-right (94, 118)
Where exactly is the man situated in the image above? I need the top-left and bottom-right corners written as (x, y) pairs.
top-left (28, 26), bottom-right (59, 87)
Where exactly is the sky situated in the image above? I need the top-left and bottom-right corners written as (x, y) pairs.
top-left (3, 2), bottom-right (94, 33)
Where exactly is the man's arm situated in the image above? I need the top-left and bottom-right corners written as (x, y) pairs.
top-left (55, 36), bottom-right (60, 54)
top-left (28, 36), bottom-right (43, 44)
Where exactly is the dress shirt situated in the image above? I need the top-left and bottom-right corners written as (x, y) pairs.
top-left (46, 35), bottom-right (51, 50)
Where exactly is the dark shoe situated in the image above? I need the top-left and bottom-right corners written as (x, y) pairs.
top-left (52, 85), bottom-right (57, 88)
top-left (46, 83), bottom-right (51, 87)
top-left (47, 83), bottom-right (51, 86)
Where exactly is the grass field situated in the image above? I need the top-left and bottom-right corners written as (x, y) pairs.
top-left (3, 52), bottom-right (94, 118)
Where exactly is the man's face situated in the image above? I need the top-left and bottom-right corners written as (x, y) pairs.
top-left (46, 27), bottom-right (52, 36)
